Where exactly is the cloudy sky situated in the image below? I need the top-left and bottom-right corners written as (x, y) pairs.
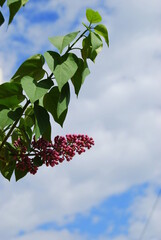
top-left (0, 0), bottom-right (161, 239)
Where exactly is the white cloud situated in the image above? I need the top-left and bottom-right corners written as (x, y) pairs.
top-left (102, 187), bottom-right (161, 240)
top-left (12, 229), bottom-right (88, 240)
top-left (7, 187), bottom-right (161, 240)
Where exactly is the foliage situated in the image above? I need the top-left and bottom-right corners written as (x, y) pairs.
top-left (0, 0), bottom-right (28, 26)
top-left (0, 5), bottom-right (109, 181)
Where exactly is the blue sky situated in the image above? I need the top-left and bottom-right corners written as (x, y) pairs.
top-left (0, 1), bottom-right (161, 240)
top-left (35, 184), bottom-right (148, 238)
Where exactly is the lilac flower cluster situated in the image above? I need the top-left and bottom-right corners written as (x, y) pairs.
top-left (14, 134), bottom-right (94, 175)
top-left (14, 138), bottom-right (38, 174)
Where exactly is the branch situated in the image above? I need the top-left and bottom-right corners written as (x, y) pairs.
top-left (49, 28), bottom-right (89, 80)
top-left (66, 28), bottom-right (88, 53)
top-left (0, 99), bottom-right (30, 152)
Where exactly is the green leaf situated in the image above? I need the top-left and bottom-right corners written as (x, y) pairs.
top-left (22, 0), bottom-right (28, 6)
top-left (81, 34), bottom-right (103, 62)
top-left (21, 76), bottom-right (52, 103)
top-left (25, 106), bottom-right (34, 117)
top-left (40, 78), bottom-right (54, 89)
top-left (33, 156), bottom-right (43, 167)
top-left (15, 167), bottom-right (28, 181)
top-left (23, 125), bottom-right (32, 142)
top-left (7, 0), bottom-right (21, 25)
top-left (0, 109), bottom-right (13, 129)
top-left (58, 110), bottom-right (67, 127)
top-left (24, 117), bottom-right (35, 128)
top-left (44, 51), bottom-right (78, 90)
top-left (44, 51), bottom-right (58, 73)
top-left (86, 8), bottom-right (102, 24)
top-left (49, 31), bottom-right (80, 54)
top-left (0, 11), bottom-right (4, 26)
top-left (0, 144), bottom-right (16, 181)
top-left (8, 107), bottom-right (23, 121)
top-left (0, 129), bottom-right (5, 141)
top-left (11, 128), bottom-right (21, 143)
top-left (11, 126), bottom-right (32, 148)
top-left (42, 122), bottom-right (51, 141)
top-left (57, 82), bottom-right (70, 118)
top-left (43, 86), bottom-right (59, 122)
top-left (0, 145), bottom-right (8, 159)
top-left (0, 160), bottom-right (16, 181)
top-left (54, 53), bottom-right (78, 90)
top-left (16, 109), bottom-right (34, 144)
top-left (11, 54), bottom-right (45, 82)
top-left (0, 105), bottom-right (8, 111)
top-left (7, 0), bottom-right (18, 4)
top-left (43, 86), bottom-right (67, 127)
top-left (0, 0), bottom-right (6, 7)
top-left (81, 35), bottom-right (91, 60)
top-left (34, 104), bottom-right (51, 140)
top-left (0, 107), bottom-right (23, 133)
top-left (25, 126), bottom-right (33, 141)
top-left (5, 141), bottom-right (17, 154)
top-left (7, 0), bottom-right (28, 25)
top-left (0, 82), bottom-right (25, 108)
top-left (24, 106), bottom-right (35, 128)
top-left (90, 32), bottom-right (103, 54)
top-left (71, 59), bottom-right (90, 96)
top-left (94, 24), bottom-right (109, 47)
top-left (24, 115), bottom-right (34, 128)
top-left (16, 123), bottom-right (31, 148)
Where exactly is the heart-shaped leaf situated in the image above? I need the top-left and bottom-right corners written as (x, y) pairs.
top-left (43, 87), bottom-right (59, 124)
top-left (86, 8), bottom-right (102, 24)
top-left (7, 0), bottom-right (21, 25)
top-left (81, 34), bottom-right (103, 62)
top-left (44, 51), bottom-right (78, 90)
top-left (7, 0), bottom-right (28, 25)
top-left (11, 54), bottom-right (45, 82)
top-left (34, 104), bottom-right (51, 140)
top-left (94, 24), bottom-right (109, 47)
top-left (57, 82), bottom-right (70, 118)
top-left (21, 76), bottom-right (52, 103)
top-left (0, 82), bottom-right (25, 108)
top-left (0, 160), bottom-right (16, 181)
top-left (49, 31), bottom-right (80, 54)
top-left (15, 167), bottom-right (28, 181)
top-left (43, 86), bottom-right (67, 127)
top-left (71, 59), bottom-right (90, 96)
top-left (90, 32), bottom-right (103, 54)
top-left (0, 109), bottom-right (13, 129)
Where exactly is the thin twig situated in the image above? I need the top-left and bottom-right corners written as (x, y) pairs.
top-left (0, 99), bottom-right (30, 152)
top-left (66, 28), bottom-right (88, 53)
top-left (48, 28), bottom-right (89, 80)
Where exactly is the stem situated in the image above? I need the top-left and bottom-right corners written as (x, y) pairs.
top-left (0, 100), bottom-right (30, 152)
top-left (66, 28), bottom-right (88, 53)
top-left (70, 47), bottom-right (82, 51)
top-left (49, 28), bottom-right (89, 80)
top-left (3, 124), bottom-right (11, 133)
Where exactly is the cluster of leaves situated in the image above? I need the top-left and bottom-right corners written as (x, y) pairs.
top-left (0, 8), bottom-right (109, 181)
top-left (0, 0), bottom-right (28, 26)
